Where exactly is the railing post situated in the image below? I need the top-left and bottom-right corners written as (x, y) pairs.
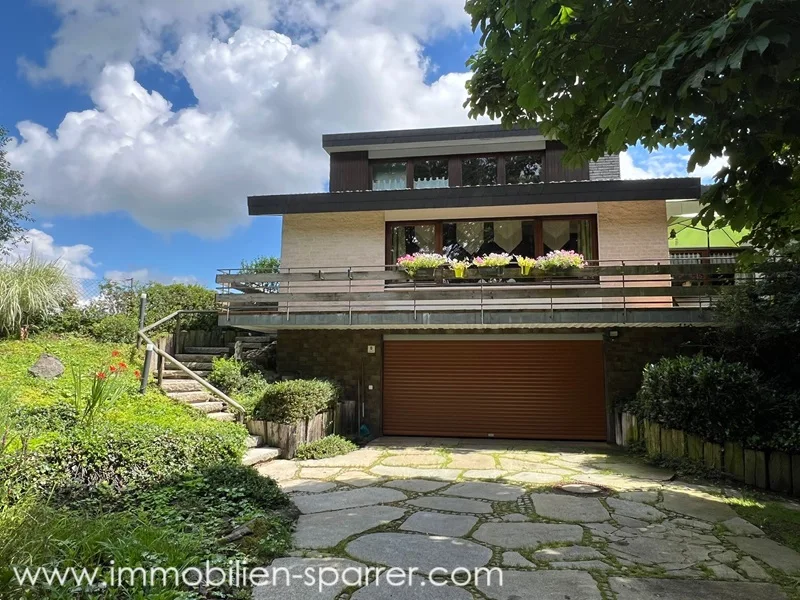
top-left (285, 267), bottom-right (291, 322)
top-left (549, 276), bottom-right (554, 321)
top-left (621, 261), bottom-right (627, 322)
top-left (480, 278), bottom-right (484, 325)
top-left (173, 312), bottom-right (182, 355)
top-left (348, 267), bottom-right (353, 326)
top-left (140, 343), bottom-right (154, 394)
top-left (136, 293), bottom-right (147, 349)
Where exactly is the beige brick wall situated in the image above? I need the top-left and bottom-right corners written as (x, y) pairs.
top-left (597, 200), bottom-right (669, 263)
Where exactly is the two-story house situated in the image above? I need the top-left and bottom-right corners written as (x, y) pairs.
top-left (217, 124), bottom-right (711, 443)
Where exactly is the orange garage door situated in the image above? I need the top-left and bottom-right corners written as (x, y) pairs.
top-left (383, 337), bottom-right (607, 440)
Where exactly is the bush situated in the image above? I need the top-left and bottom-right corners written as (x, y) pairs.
top-left (295, 435), bottom-right (357, 460)
top-left (253, 379), bottom-right (339, 424)
top-left (90, 313), bottom-right (138, 343)
top-left (208, 356), bottom-right (249, 393)
top-left (627, 355), bottom-right (783, 448)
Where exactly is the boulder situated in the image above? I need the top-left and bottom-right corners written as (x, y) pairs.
top-left (28, 353), bottom-right (65, 379)
top-left (242, 341), bottom-right (277, 372)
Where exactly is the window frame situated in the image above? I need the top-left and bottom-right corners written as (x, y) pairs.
top-left (370, 159), bottom-right (411, 190)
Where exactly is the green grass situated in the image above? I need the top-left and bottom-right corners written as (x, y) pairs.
top-left (729, 496), bottom-right (800, 554)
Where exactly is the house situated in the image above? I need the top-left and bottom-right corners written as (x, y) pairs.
top-left (218, 124), bottom-right (718, 442)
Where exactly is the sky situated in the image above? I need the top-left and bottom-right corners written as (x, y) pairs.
top-left (1, 0), bottom-right (723, 290)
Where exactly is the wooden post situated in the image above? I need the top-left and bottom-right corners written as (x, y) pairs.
top-left (136, 293), bottom-right (147, 349)
top-left (139, 343), bottom-right (154, 394)
top-left (173, 313), bottom-right (182, 355)
top-left (156, 337), bottom-right (166, 387)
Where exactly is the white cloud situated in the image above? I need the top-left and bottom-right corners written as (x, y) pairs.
top-left (2, 229), bottom-right (97, 279)
top-left (9, 14), bottom-right (484, 237)
top-left (104, 269), bottom-right (201, 285)
top-left (41, 222), bottom-right (55, 229)
top-left (621, 147), bottom-right (727, 183)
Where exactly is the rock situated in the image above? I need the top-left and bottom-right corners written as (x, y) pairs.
top-left (351, 574), bottom-right (472, 599)
top-left (292, 487), bottom-right (407, 514)
top-left (242, 342), bottom-right (276, 372)
top-left (443, 481), bottom-right (525, 502)
top-left (561, 483), bottom-right (602, 495)
top-left (462, 469), bottom-right (506, 479)
top-left (28, 353), bottom-right (64, 379)
top-left (728, 536), bottom-right (800, 574)
top-left (670, 517), bottom-right (714, 531)
top-left (609, 536), bottom-right (713, 567)
top-left (472, 523), bottom-right (584, 549)
top-left (293, 505), bottom-right (405, 549)
top-left (252, 557), bottom-right (365, 600)
top-left (501, 513), bottom-right (528, 522)
top-left (710, 550), bottom-right (739, 564)
top-left (256, 459), bottom-right (298, 481)
top-left (280, 479), bottom-right (336, 493)
top-left (383, 454), bottom-right (447, 467)
top-left (400, 511), bottom-right (478, 537)
top-left (534, 546), bottom-right (605, 562)
top-left (503, 472), bottom-right (564, 485)
top-left (219, 520), bottom-right (256, 543)
top-left (737, 557), bottom-right (770, 580)
top-left (614, 515), bottom-right (649, 528)
top-left (345, 533), bottom-right (492, 574)
top-left (609, 577), bottom-right (786, 600)
top-left (476, 570), bottom-right (602, 600)
top-left (502, 551), bottom-right (535, 567)
top-left (573, 473), bottom-right (662, 491)
top-left (618, 491), bottom-right (659, 504)
top-left (407, 496), bottom-right (494, 514)
top-left (721, 517), bottom-right (764, 536)
top-left (334, 471), bottom-right (382, 487)
top-left (607, 498), bottom-right (666, 522)
top-left (299, 467), bottom-right (341, 479)
top-left (551, 561), bottom-right (612, 571)
top-left (383, 479), bottom-right (450, 493)
top-left (709, 564), bottom-right (745, 580)
top-left (371, 466), bottom-right (462, 481)
top-left (530, 494), bottom-right (610, 522)
top-left (448, 452), bottom-right (498, 470)
top-left (659, 490), bottom-right (738, 522)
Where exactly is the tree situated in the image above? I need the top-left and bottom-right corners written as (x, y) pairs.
top-left (0, 126), bottom-right (32, 251)
top-left (240, 255), bottom-right (280, 274)
top-left (464, 0), bottom-right (800, 250)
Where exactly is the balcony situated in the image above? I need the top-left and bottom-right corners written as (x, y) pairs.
top-left (215, 259), bottom-right (755, 330)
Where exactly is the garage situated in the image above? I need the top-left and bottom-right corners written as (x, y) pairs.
top-left (382, 335), bottom-right (607, 440)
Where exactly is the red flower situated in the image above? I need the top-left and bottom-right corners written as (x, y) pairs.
top-left (134, 369), bottom-right (141, 378)
top-left (111, 350), bottom-right (121, 357)
top-left (118, 362), bottom-right (128, 370)
top-left (109, 365), bottom-right (117, 372)
top-left (96, 372), bottom-right (107, 380)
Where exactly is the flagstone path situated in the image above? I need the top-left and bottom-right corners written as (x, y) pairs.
top-left (254, 437), bottom-right (800, 599)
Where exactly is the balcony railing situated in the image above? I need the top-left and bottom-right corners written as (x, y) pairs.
top-left (215, 259), bottom-right (759, 328)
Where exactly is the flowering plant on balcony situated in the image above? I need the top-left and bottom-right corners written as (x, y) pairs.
top-left (448, 259), bottom-right (471, 279)
top-left (396, 253), bottom-right (447, 277)
top-left (534, 250), bottom-right (587, 271)
top-left (515, 256), bottom-right (537, 276)
top-left (472, 253), bottom-right (512, 268)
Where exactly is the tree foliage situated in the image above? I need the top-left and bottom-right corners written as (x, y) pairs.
top-left (0, 127), bottom-right (32, 251)
top-left (465, 0), bottom-right (800, 249)
top-left (241, 255), bottom-right (280, 274)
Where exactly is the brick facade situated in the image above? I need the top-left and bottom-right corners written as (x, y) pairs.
top-left (597, 200), bottom-right (669, 262)
top-left (589, 155), bottom-right (622, 180)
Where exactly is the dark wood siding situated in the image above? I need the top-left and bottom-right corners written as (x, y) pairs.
top-left (544, 141), bottom-right (590, 182)
top-left (383, 338), bottom-right (607, 440)
top-left (330, 151), bottom-right (370, 192)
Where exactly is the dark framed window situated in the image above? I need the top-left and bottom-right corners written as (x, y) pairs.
top-left (371, 161), bottom-right (408, 190)
top-left (388, 223), bottom-right (438, 263)
top-left (506, 153), bottom-right (543, 184)
top-left (413, 159), bottom-right (449, 188)
top-left (540, 218), bottom-right (596, 260)
top-left (462, 156), bottom-right (498, 186)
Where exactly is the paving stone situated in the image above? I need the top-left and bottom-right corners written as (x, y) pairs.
top-left (476, 570), bottom-right (602, 600)
top-left (659, 491), bottom-right (738, 522)
top-left (293, 487), bottom-right (407, 514)
top-left (709, 564), bottom-right (745, 580)
top-left (350, 574), bottom-right (472, 599)
top-left (443, 481), bottom-right (525, 501)
top-left (280, 479), bottom-right (337, 493)
top-left (722, 517), bottom-right (765, 536)
top-left (504, 472), bottom-right (564, 485)
top-left (534, 546), bottom-right (605, 562)
top-left (345, 533), bottom-right (492, 574)
top-left (501, 513), bottom-right (528, 522)
top-left (573, 473), bottom-right (662, 491)
top-left (711, 550), bottom-right (739, 564)
top-left (383, 454), bottom-right (446, 467)
top-left (335, 471), bottom-right (383, 487)
top-left (609, 577), bottom-right (786, 600)
top-left (614, 515), bottom-right (649, 528)
top-left (400, 511), bottom-right (478, 537)
top-left (530, 494), bottom-right (610, 522)
top-left (593, 462), bottom-right (674, 481)
top-left (293, 506), bottom-right (406, 549)
top-left (462, 469), bottom-right (506, 479)
top-left (551, 560), bottom-right (612, 571)
top-left (502, 551), bottom-right (535, 567)
top-left (728, 536), bottom-right (800, 574)
top-left (252, 557), bottom-right (366, 600)
top-left (368, 437), bottom-right (434, 449)
top-left (670, 517), bottom-right (714, 531)
top-left (407, 496), bottom-right (494, 514)
top-left (618, 491), bottom-right (659, 504)
top-left (447, 453), bottom-right (497, 470)
top-left (371, 466), bottom-right (462, 481)
top-left (561, 483), bottom-right (602, 495)
top-left (255, 459), bottom-right (297, 481)
top-left (472, 523), bottom-right (584, 549)
top-left (737, 556), bottom-right (770, 580)
top-left (607, 497), bottom-right (666, 522)
top-left (383, 479), bottom-right (450, 493)
top-left (300, 467), bottom-right (341, 479)
top-left (297, 448), bottom-right (383, 467)
top-left (609, 536), bottom-right (714, 567)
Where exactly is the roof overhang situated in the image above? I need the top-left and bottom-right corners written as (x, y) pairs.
top-left (248, 178), bottom-right (701, 217)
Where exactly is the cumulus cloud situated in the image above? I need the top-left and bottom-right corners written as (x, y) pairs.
top-left (9, 3), bottom-right (482, 237)
top-left (2, 229), bottom-right (97, 279)
top-left (621, 147), bottom-right (727, 183)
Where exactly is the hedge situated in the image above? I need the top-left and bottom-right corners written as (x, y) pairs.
top-left (253, 379), bottom-right (339, 424)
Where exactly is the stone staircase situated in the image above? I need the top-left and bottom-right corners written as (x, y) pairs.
top-left (160, 342), bottom-right (279, 467)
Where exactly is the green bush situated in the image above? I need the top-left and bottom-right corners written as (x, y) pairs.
top-left (295, 435), bottom-right (357, 460)
top-left (254, 379), bottom-right (339, 424)
top-left (208, 356), bottom-right (249, 393)
top-left (627, 355), bottom-right (783, 448)
top-left (90, 313), bottom-right (138, 343)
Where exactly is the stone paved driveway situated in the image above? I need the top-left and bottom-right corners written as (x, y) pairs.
top-left (255, 437), bottom-right (800, 599)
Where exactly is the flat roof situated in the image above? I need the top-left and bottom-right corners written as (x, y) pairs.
top-left (248, 178), bottom-right (701, 216)
top-left (322, 124), bottom-right (541, 153)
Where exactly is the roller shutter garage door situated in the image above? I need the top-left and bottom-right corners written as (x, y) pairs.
top-left (383, 336), bottom-right (607, 440)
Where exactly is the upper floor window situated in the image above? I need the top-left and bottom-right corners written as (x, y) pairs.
top-left (541, 218), bottom-right (595, 260)
top-left (462, 157), bottom-right (498, 186)
top-left (372, 161), bottom-right (407, 190)
top-left (413, 159), bottom-right (449, 189)
top-left (506, 154), bottom-right (543, 184)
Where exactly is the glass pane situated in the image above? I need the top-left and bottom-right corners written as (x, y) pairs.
top-left (442, 220), bottom-right (535, 259)
top-left (541, 219), bottom-right (595, 260)
top-left (506, 154), bottom-right (543, 184)
top-left (390, 224), bottom-right (436, 263)
top-left (372, 162), bottom-right (407, 190)
top-left (462, 157), bottom-right (497, 186)
top-left (413, 159), bottom-right (449, 188)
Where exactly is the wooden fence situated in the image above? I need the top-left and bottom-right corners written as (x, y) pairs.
top-left (616, 412), bottom-right (800, 497)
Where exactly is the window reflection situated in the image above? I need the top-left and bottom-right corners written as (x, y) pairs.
top-left (413, 159), bottom-right (449, 189)
top-left (462, 157), bottom-right (498, 186)
top-left (390, 224), bottom-right (436, 263)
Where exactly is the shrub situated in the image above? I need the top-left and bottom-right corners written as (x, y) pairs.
top-left (295, 435), bottom-right (357, 460)
top-left (208, 356), bottom-right (249, 393)
top-left (90, 313), bottom-right (138, 343)
top-left (627, 355), bottom-right (782, 448)
top-left (0, 257), bottom-right (75, 336)
top-left (253, 379), bottom-right (339, 424)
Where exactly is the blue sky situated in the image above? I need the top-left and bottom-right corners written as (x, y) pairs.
top-left (2, 1), bottom-right (712, 290)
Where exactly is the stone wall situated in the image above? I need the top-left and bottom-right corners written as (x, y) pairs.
top-left (589, 155), bottom-right (621, 180)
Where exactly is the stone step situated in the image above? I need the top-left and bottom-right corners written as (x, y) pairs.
top-left (175, 354), bottom-right (218, 363)
top-left (166, 361), bottom-right (214, 371)
top-left (187, 401), bottom-right (226, 414)
top-left (161, 369), bottom-right (211, 379)
top-left (184, 346), bottom-right (230, 355)
top-left (231, 342), bottom-right (266, 350)
top-left (161, 379), bottom-right (205, 393)
top-left (167, 391), bottom-right (215, 404)
top-left (235, 336), bottom-right (274, 343)
top-left (242, 447), bottom-right (280, 467)
top-left (208, 411), bottom-right (237, 422)
top-left (246, 435), bottom-right (264, 448)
